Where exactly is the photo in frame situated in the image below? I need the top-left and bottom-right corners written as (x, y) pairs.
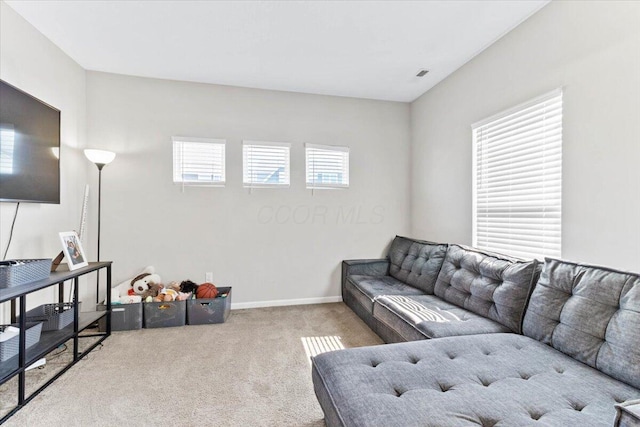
top-left (59, 231), bottom-right (88, 270)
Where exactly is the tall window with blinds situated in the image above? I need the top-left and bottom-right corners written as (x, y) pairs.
top-left (472, 89), bottom-right (562, 260)
top-left (172, 137), bottom-right (226, 186)
top-left (243, 141), bottom-right (290, 187)
top-left (306, 144), bottom-right (349, 189)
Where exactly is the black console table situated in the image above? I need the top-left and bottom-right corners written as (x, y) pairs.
top-left (0, 262), bottom-right (112, 423)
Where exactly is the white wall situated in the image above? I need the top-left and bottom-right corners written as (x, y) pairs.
top-left (86, 72), bottom-right (410, 306)
top-left (0, 1), bottom-right (92, 320)
top-left (7, 0), bottom-right (638, 315)
top-left (410, 0), bottom-right (640, 272)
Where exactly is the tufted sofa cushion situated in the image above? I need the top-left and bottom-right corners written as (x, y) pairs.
top-left (373, 295), bottom-right (511, 341)
top-left (345, 275), bottom-right (425, 314)
top-left (434, 245), bottom-right (540, 333)
top-left (523, 258), bottom-right (640, 390)
top-left (312, 334), bottom-right (640, 427)
top-left (388, 236), bottom-right (448, 294)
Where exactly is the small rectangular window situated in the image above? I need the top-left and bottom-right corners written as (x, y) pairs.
top-left (243, 141), bottom-right (290, 187)
top-left (306, 144), bottom-right (349, 189)
top-left (472, 89), bottom-right (562, 260)
top-left (172, 137), bottom-right (225, 186)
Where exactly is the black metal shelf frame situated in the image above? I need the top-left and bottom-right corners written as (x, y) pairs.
top-left (0, 262), bottom-right (112, 423)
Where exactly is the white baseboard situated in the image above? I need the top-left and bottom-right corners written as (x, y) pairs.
top-left (231, 296), bottom-right (342, 310)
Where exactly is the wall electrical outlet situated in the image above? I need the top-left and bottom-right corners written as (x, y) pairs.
top-left (205, 272), bottom-right (214, 283)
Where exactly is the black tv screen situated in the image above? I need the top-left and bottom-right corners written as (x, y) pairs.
top-left (0, 80), bottom-right (60, 204)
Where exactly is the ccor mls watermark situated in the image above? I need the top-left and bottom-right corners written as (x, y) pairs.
top-left (257, 205), bottom-right (385, 225)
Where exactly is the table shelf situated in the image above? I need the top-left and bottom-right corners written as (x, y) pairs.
top-left (0, 311), bottom-right (107, 383)
top-left (0, 262), bottom-right (112, 423)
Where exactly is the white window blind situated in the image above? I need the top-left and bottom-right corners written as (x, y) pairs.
top-left (243, 141), bottom-right (290, 187)
top-left (472, 89), bottom-right (562, 260)
top-left (172, 137), bottom-right (225, 186)
top-left (306, 144), bottom-right (349, 189)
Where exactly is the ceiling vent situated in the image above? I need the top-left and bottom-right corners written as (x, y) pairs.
top-left (416, 69), bottom-right (429, 77)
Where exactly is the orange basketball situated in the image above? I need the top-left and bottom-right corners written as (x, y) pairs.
top-left (196, 283), bottom-right (218, 299)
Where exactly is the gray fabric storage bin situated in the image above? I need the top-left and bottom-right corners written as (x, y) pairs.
top-left (187, 287), bottom-right (231, 325)
top-left (0, 259), bottom-right (52, 288)
top-left (0, 322), bottom-right (42, 362)
top-left (98, 303), bottom-right (143, 331)
top-left (20, 302), bottom-right (77, 331)
top-left (143, 300), bottom-right (186, 328)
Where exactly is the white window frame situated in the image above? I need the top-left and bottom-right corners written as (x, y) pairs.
top-left (472, 89), bottom-right (563, 260)
top-left (172, 136), bottom-right (226, 187)
top-left (305, 143), bottom-right (350, 189)
top-left (242, 140), bottom-right (291, 188)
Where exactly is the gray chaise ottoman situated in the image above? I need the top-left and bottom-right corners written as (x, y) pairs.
top-left (312, 334), bottom-right (639, 426)
top-left (314, 258), bottom-right (640, 426)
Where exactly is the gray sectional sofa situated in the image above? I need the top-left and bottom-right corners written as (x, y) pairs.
top-left (342, 237), bottom-right (540, 343)
top-left (314, 236), bottom-right (640, 426)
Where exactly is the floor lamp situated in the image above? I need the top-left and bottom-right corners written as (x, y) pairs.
top-left (84, 149), bottom-right (116, 303)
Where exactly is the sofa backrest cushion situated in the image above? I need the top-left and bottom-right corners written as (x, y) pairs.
top-left (434, 245), bottom-right (540, 333)
top-left (523, 258), bottom-right (640, 389)
top-left (388, 236), bottom-right (448, 294)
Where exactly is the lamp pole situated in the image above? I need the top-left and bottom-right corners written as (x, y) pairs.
top-left (84, 149), bottom-right (115, 304)
top-left (96, 163), bottom-right (105, 303)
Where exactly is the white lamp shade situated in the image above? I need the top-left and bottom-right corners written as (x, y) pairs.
top-left (84, 149), bottom-right (116, 165)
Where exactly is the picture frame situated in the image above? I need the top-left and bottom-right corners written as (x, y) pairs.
top-left (59, 231), bottom-right (88, 270)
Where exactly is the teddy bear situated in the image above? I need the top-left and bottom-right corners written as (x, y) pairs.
top-left (141, 283), bottom-right (164, 302)
top-left (110, 266), bottom-right (162, 303)
top-left (128, 267), bottom-right (162, 296)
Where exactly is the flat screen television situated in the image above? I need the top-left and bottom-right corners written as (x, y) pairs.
top-left (0, 79), bottom-right (61, 204)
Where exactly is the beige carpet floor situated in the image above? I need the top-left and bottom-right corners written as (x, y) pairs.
top-left (1, 303), bottom-right (382, 426)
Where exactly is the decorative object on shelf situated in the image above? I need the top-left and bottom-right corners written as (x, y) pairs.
top-left (0, 259), bottom-right (52, 288)
top-left (58, 231), bottom-right (88, 271)
top-left (84, 148), bottom-right (116, 302)
top-left (51, 185), bottom-right (89, 272)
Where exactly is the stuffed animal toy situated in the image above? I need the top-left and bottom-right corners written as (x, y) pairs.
top-left (154, 287), bottom-right (179, 302)
top-left (141, 283), bottom-right (163, 302)
top-left (128, 267), bottom-right (162, 296)
top-left (169, 282), bottom-right (192, 301)
top-left (176, 292), bottom-right (192, 301)
top-left (110, 266), bottom-right (162, 302)
top-left (179, 280), bottom-right (199, 295)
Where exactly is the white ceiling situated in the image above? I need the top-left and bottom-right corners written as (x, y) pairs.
top-left (6, 0), bottom-right (549, 102)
